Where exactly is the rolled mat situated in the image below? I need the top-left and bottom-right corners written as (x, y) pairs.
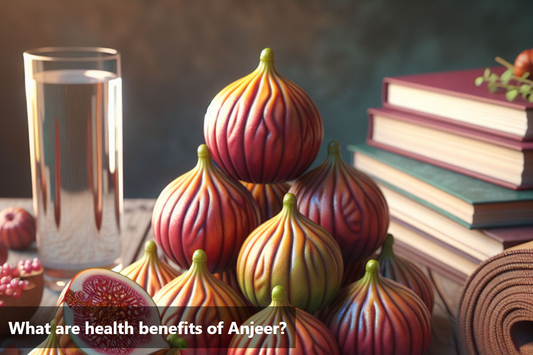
top-left (459, 248), bottom-right (533, 355)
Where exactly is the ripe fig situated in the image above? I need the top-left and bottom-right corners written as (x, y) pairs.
top-left (204, 48), bottom-right (323, 184)
top-left (120, 240), bottom-right (181, 297)
top-left (240, 182), bottom-right (291, 223)
top-left (513, 48), bottom-right (533, 77)
top-left (152, 144), bottom-right (260, 274)
top-left (237, 193), bottom-right (343, 313)
top-left (153, 249), bottom-right (250, 355)
top-left (320, 260), bottom-right (431, 355)
top-left (376, 234), bottom-right (434, 313)
top-left (228, 286), bottom-right (339, 355)
top-left (0, 207), bottom-right (36, 250)
top-left (27, 319), bottom-right (64, 355)
top-left (290, 140), bottom-right (389, 265)
top-left (57, 268), bottom-right (169, 355)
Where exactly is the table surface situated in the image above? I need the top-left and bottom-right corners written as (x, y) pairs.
top-left (0, 198), bottom-right (465, 354)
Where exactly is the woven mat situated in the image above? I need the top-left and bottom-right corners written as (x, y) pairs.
top-left (458, 249), bottom-right (533, 355)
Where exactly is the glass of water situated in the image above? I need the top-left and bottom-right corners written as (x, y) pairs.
top-left (23, 47), bottom-right (123, 289)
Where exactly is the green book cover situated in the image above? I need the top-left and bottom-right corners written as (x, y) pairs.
top-left (348, 144), bottom-right (533, 228)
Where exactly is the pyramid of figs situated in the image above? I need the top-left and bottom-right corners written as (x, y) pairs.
top-left (147, 47), bottom-right (433, 354)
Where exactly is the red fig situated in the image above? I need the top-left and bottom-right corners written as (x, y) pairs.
top-left (228, 286), bottom-right (339, 355)
top-left (320, 260), bottom-right (431, 355)
top-left (377, 234), bottom-right (434, 313)
top-left (240, 182), bottom-right (291, 223)
top-left (152, 144), bottom-right (260, 274)
top-left (290, 140), bottom-right (389, 265)
top-left (204, 48), bottom-right (323, 184)
top-left (237, 193), bottom-right (343, 313)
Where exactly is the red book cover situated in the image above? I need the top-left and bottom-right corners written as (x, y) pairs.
top-left (366, 107), bottom-right (533, 190)
top-left (382, 67), bottom-right (533, 141)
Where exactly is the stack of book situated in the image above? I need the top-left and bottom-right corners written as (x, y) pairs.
top-left (350, 66), bottom-right (533, 284)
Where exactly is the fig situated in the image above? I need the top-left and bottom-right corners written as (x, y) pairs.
top-left (204, 48), bottom-right (323, 184)
top-left (240, 182), bottom-right (291, 223)
top-left (320, 260), bottom-right (431, 355)
top-left (120, 240), bottom-right (181, 297)
top-left (0, 258), bottom-right (44, 335)
top-left (0, 207), bottom-right (36, 250)
top-left (376, 234), bottom-right (434, 313)
top-left (58, 268), bottom-right (169, 355)
top-left (236, 193), bottom-right (343, 313)
top-left (27, 319), bottom-right (64, 355)
top-left (513, 48), bottom-right (533, 77)
top-left (152, 144), bottom-right (260, 274)
top-left (228, 286), bottom-right (339, 355)
top-left (153, 249), bottom-right (250, 354)
top-left (289, 140), bottom-right (390, 265)
top-left (213, 268), bottom-right (257, 312)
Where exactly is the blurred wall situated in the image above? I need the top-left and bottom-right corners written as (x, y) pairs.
top-left (1, 0), bottom-right (531, 198)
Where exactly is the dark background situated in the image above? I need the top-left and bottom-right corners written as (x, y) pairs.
top-left (1, 0), bottom-right (531, 198)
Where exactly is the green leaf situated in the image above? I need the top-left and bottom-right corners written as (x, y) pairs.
top-left (522, 72), bottom-right (530, 79)
top-left (484, 68), bottom-right (491, 79)
top-left (500, 68), bottom-right (514, 84)
top-left (528, 94), bottom-right (533, 103)
top-left (506, 89), bottom-right (519, 101)
top-left (489, 73), bottom-right (499, 82)
top-left (487, 82), bottom-right (498, 93)
top-left (519, 84), bottom-right (531, 93)
top-left (475, 77), bottom-right (484, 86)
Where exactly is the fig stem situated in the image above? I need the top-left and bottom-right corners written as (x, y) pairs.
top-left (145, 240), bottom-right (157, 253)
top-left (380, 234), bottom-right (395, 256)
top-left (192, 249), bottom-right (208, 263)
top-left (197, 144), bottom-right (211, 158)
top-left (260, 48), bottom-right (275, 62)
top-left (270, 285), bottom-right (291, 307)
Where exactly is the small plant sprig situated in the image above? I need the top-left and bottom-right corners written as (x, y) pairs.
top-left (475, 57), bottom-right (533, 102)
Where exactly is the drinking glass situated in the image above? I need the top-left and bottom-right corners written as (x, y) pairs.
top-left (23, 47), bottom-right (123, 289)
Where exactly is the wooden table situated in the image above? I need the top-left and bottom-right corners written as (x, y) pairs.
top-left (0, 198), bottom-right (465, 354)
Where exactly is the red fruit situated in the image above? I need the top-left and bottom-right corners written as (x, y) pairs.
top-left (0, 258), bottom-right (44, 335)
top-left (290, 140), bottom-right (390, 265)
top-left (320, 260), bottom-right (431, 355)
top-left (204, 48), bottom-right (323, 184)
top-left (152, 144), bottom-right (260, 274)
top-left (153, 249), bottom-right (250, 355)
top-left (0, 207), bottom-right (36, 250)
top-left (240, 181), bottom-right (291, 223)
top-left (514, 48), bottom-right (533, 77)
top-left (228, 286), bottom-right (339, 355)
top-left (58, 268), bottom-right (168, 355)
top-left (213, 268), bottom-right (257, 312)
top-left (120, 240), bottom-right (181, 297)
top-left (376, 234), bottom-right (434, 313)
top-left (237, 193), bottom-right (343, 313)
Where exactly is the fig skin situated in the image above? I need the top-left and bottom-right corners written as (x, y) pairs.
top-left (204, 48), bottom-right (323, 184)
top-left (27, 319), bottom-right (65, 355)
top-left (228, 286), bottom-right (339, 355)
top-left (0, 207), bottom-right (36, 250)
top-left (240, 182), bottom-right (291, 223)
top-left (320, 260), bottom-right (432, 355)
top-left (153, 249), bottom-right (250, 355)
top-left (120, 240), bottom-right (181, 297)
top-left (377, 234), bottom-right (434, 313)
top-left (289, 140), bottom-right (390, 265)
top-left (236, 193), bottom-right (343, 313)
top-left (152, 144), bottom-right (260, 274)
top-left (213, 268), bottom-right (258, 313)
top-left (0, 243), bottom-right (7, 264)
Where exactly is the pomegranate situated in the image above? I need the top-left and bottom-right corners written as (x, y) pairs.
top-left (120, 240), bottom-right (181, 297)
top-left (0, 207), bottom-right (36, 250)
top-left (228, 286), bottom-right (339, 355)
top-left (0, 258), bottom-right (44, 335)
top-left (204, 48), bottom-right (323, 184)
top-left (58, 268), bottom-right (168, 355)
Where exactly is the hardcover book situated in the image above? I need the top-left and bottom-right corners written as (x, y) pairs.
top-left (349, 144), bottom-right (533, 228)
top-left (366, 107), bottom-right (533, 190)
top-left (382, 67), bottom-right (533, 141)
